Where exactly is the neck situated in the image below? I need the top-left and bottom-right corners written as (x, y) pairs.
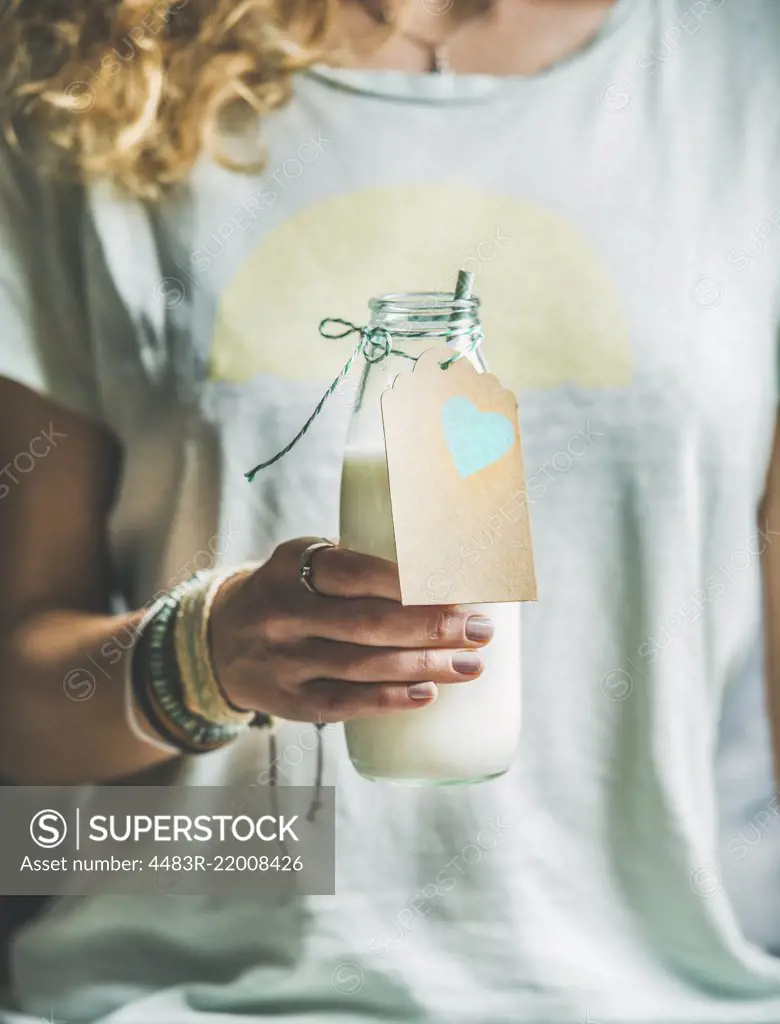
top-left (336, 0), bottom-right (619, 76)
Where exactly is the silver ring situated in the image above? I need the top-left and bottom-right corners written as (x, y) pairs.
top-left (298, 539), bottom-right (335, 596)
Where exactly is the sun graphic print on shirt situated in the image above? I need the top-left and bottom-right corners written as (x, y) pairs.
top-left (206, 184), bottom-right (634, 394)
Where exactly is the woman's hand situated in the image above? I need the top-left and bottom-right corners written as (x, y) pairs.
top-left (209, 538), bottom-right (494, 723)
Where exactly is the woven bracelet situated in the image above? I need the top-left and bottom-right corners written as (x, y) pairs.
top-left (146, 589), bottom-right (240, 752)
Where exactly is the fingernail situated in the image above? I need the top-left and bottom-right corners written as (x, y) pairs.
top-left (465, 615), bottom-right (494, 642)
top-left (407, 682), bottom-right (438, 701)
top-left (452, 652), bottom-right (483, 676)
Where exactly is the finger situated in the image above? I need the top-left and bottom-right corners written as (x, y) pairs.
top-left (277, 538), bottom-right (401, 601)
top-left (310, 546), bottom-right (402, 601)
top-left (297, 598), bottom-right (495, 650)
top-left (291, 639), bottom-right (484, 684)
top-left (304, 679), bottom-right (439, 722)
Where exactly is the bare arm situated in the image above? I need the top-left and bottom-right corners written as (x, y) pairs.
top-left (0, 378), bottom-right (493, 786)
top-left (762, 415), bottom-right (780, 787)
top-left (0, 378), bottom-right (178, 784)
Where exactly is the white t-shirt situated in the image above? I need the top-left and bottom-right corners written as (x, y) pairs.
top-left (4, 0), bottom-right (780, 1021)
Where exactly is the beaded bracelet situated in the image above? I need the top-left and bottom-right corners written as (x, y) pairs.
top-left (125, 599), bottom-right (182, 755)
top-left (131, 622), bottom-right (188, 751)
top-left (130, 584), bottom-right (236, 754)
top-left (146, 585), bottom-right (240, 753)
top-left (129, 570), bottom-right (273, 754)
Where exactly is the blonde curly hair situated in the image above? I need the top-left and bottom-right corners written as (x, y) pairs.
top-left (0, 0), bottom-right (351, 199)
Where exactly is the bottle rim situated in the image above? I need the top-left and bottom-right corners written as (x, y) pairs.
top-left (369, 292), bottom-right (481, 312)
top-left (368, 292), bottom-right (481, 344)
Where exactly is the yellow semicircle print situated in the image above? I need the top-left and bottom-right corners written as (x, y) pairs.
top-left (208, 184), bottom-right (633, 391)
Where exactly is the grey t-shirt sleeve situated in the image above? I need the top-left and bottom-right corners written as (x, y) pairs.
top-left (0, 140), bottom-right (104, 422)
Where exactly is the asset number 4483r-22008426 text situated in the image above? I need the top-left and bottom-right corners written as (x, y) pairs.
top-left (149, 854), bottom-right (304, 872)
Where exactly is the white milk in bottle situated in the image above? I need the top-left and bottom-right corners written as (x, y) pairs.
top-left (339, 292), bottom-right (522, 784)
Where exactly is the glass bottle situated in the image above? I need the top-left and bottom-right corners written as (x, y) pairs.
top-left (339, 293), bottom-right (522, 785)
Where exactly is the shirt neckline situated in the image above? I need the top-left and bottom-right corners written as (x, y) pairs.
top-left (304, 0), bottom-right (642, 104)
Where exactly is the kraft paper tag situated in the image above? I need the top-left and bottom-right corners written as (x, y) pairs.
top-left (381, 346), bottom-right (537, 606)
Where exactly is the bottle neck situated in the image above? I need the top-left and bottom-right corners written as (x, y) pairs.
top-left (347, 293), bottom-right (485, 438)
top-left (368, 293), bottom-right (483, 361)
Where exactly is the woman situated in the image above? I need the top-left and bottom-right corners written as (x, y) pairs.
top-left (1, 0), bottom-right (780, 1021)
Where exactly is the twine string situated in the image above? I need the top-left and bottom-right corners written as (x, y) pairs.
top-left (245, 319), bottom-right (381, 481)
top-left (245, 315), bottom-right (482, 482)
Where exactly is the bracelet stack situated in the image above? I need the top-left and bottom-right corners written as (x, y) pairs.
top-left (130, 569), bottom-right (272, 754)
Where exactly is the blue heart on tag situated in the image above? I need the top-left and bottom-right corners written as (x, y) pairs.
top-left (441, 396), bottom-right (516, 479)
